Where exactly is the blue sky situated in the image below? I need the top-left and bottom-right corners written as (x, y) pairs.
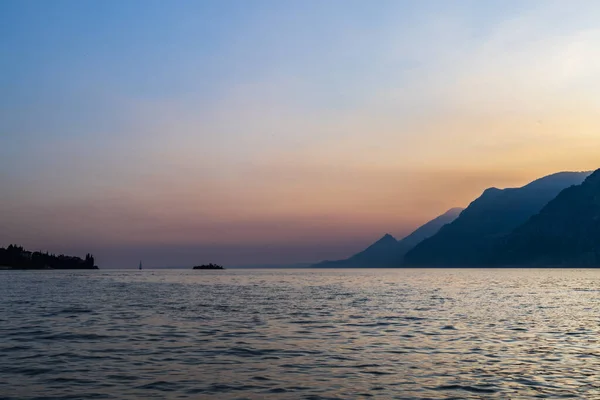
top-left (1, 0), bottom-right (599, 266)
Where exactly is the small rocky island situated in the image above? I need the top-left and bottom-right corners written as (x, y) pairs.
top-left (193, 263), bottom-right (225, 270)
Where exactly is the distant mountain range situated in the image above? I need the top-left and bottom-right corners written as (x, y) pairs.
top-left (495, 169), bottom-right (600, 266)
top-left (404, 171), bottom-right (591, 266)
top-left (313, 208), bottom-right (463, 268)
top-left (313, 169), bottom-right (598, 267)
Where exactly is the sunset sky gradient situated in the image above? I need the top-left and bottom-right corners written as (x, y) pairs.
top-left (1, 0), bottom-right (599, 266)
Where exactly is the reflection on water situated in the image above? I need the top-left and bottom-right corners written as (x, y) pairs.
top-left (1, 269), bottom-right (600, 399)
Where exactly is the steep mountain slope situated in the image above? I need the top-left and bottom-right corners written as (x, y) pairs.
top-left (313, 233), bottom-right (404, 268)
top-left (400, 207), bottom-right (463, 249)
top-left (404, 171), bottom-right (591, 266)
top-left (495, 169), bottom-right (600, 266)
top-left (313, 208), bottom-right (463, 268)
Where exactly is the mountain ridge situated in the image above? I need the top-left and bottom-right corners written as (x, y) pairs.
top-left (494, 169), bottom-right (600, 266)
top-left (403, 170), bottom-right (592, 266)
top-left (313, 208), bottom-right (463, 268)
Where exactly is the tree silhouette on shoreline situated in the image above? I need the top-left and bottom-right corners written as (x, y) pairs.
top-left (0, 245), bottom-right (98, 269)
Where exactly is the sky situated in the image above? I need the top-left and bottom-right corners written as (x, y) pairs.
top-left (1, 0), bottom-right (600, 267)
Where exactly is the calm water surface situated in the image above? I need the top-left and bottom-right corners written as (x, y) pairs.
top-left (1, 269), bottom-right (600, 399)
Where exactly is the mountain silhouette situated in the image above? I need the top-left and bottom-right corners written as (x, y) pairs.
top-left (494, 169), bottom-right (600, 266)
top-left (400, 207), bottom-right (463, 249)
top-left (313, 208), bottom-right (462, 268)
top-left (404, 171), bottom-right (591, 266)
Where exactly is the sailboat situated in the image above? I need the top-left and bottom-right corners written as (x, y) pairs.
top-left (139, 261), bottom-right (142, 270)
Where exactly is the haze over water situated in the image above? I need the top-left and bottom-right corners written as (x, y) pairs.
top-left (2, 1), bottom-right (600, 399)
top-left (2, 0), bottom-right (600, 266)
top-left (2, 268), bottom-right (600, 399)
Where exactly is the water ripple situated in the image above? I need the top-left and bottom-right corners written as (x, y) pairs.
top-left (1, 268), bottom-right (600, 399)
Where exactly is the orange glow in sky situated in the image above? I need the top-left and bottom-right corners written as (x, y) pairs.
top-left (1, 1), bottom-right (599, 266)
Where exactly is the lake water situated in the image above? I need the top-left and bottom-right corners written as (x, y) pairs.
top-left (1, 269), bottom-right (600, 399)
